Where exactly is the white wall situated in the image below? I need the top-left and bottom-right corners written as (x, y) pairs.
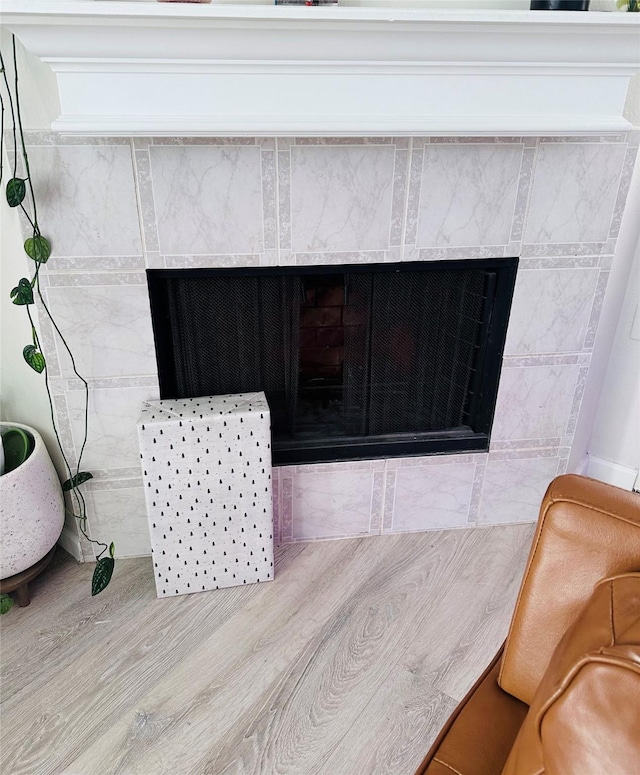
top-left (570, 141), bottom-right (640, 491)
top-left (624, 74), bottom-right (640, 127)
top-left (586, 224), bottom-right (640, 489)
top-left (0, 29), bottom-right (60, 131)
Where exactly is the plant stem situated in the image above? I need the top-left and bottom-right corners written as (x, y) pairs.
top-left (35, 278), bottom-right (90, 473)
top-left (19, 202), bottom-right (37, 232)
top-left (26, 305), bottom-right (75, 483)
top-left (0, 49), bottom-right (19, 179)
top-left (0, 90), bottom-right (4, 183)
top-left (27, 306), bottom-right (107, 558)
top-left (5, 35), bottom-right (111, 573)
top-left (12, 38), bottom-right (39, 229)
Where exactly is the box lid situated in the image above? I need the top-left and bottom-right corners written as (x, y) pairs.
top-left (138, 392), bottom-right (269, 427)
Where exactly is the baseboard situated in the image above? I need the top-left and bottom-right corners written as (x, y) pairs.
top-left (585, 454), bottom-right (638, 491)
top-left (57, 525), bottom-right (83, 562)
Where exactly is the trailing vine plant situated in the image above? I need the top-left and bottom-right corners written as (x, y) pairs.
top-left (0, 36), bottom-right (115, 598)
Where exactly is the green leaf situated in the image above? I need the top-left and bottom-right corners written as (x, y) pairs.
top-left (62, 471), bottom-right (94, 491)
top-left (109, 542), bottom-right (115, 559)
top-left (23, 344), bottom-right (45, 373)
top-left (92, 556), bottom-right (115, 596)
top-left (10, 277), bottom-right (34, 306)
top-left (24, 235), bottom-right (51, 264)
top-left (0, 594), bottom-right (14, 615)
top-left (6, 177), bottom-right (26, 207)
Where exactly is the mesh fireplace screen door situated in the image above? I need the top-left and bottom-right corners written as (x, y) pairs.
top-left (361, 269), bottom-right (486, 436)
top-left (165, 275), bottom-right (301, 434)
top-left (149, 258), bottom-right (517, 463)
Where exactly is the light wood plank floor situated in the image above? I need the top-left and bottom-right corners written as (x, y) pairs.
top-left (1, 524), bottom-right (534, 775)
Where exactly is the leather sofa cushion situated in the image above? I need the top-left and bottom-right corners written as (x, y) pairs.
top-left (502, 573), bottom-right (640, 775)
top-left (499, 475), bottom-right (640, 705)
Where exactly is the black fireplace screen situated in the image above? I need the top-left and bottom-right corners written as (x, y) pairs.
top-left (147, 260), bottom-right (517, 464)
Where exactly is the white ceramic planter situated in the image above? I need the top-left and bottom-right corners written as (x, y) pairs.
top-left (0, 422), bottom-right (65, 579)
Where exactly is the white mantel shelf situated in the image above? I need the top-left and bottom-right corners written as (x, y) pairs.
top-left (2, 1), bottom-right (639, 136)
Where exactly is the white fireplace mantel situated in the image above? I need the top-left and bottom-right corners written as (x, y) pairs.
top-left (1, 1), bottom-right (639, 136)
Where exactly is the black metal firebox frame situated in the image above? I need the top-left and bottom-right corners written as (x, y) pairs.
top-left (147, 259), bottom-right (518, 465)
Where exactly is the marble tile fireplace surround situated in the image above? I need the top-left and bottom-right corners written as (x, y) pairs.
top-left (23, 131), bottom-right (638, 560)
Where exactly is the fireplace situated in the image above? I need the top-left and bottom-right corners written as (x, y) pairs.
top-left (10, 128), bottom-right (633, 558)
top-left (147, 259), bottom-right (517, 464)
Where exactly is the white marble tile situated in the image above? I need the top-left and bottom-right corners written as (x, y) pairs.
top-left (491, 438), bottom-right (561, 453)
top-left (153, 137), bottom-right (256, 146)
top-left (520, 244), bottom-right (606, 260)
top-left (277, 149), bottom-right (292, 250)
top-left (261, 149), bottom-right (277, 251)
top-left (33, 295), bottom-right (62, 378)
top-left (291, 469), bottom-right (374, 540)
top-left (430, 137), bottom-right (524, 145)
top-left (294, 137), bottom-right (393, 146)
top-left (413, 246), bottom-right (506, 262)
top-left (492, 364), bottom-right (580, 442)
top-left (52, 393), bottom-right (77, 470)
top-left (390, 148), bottom-right (409, 246)
top-left (21, 131), bottom-right (130, 147)
top-left (25, 145), bottom-right (142, 257)
top-left (468, 454), bottom-right (488, 524)
top-left (584, 270), bottom-right (610, 349)
top-left (609, 146), bottom-right (639, 239)
top-left (272, 469), bottom-right (281, 545)
top-left (503, 355), bottom-right (577, 368)
top-left (383, 470), bottom-right (396, 531)
top-left (389, 462), bottom-right (475, 533)
top-left (281, 473), bottom-right (293, 542)
top-left (415, 144), bottom-right (522, 248)
top-left (294, 250), bottom-right (386, 265)
top-left (48, 272), bottom-right (146, 287)
top-left (478, 456), bottom-right (559, 524)
top-left (371, 471), bottom-right (386, 534)
top-left (510, 146), bottom-right (535, 242)
top-left (505, 267), bottom-right (600, 355)
top-left (66, 385), bottom-right (157, 471)
top-left (405, 145), bottom-right (423, 247)
top-left (290, 145), bottom-right (396, 252)
top-left (519, 256), bottom-right (599, 270)
top-left (45, 256), bottom-right (146, 272)
top-left (45, 284), bottom-right (157, 379)
top-left (86, 486), bottom-right (151, 558)
top-left (287, 459), bottom-right (385, 475)
top-left (524, 143), bottom-right (627, 244)
top-left (133, 150), bottom-right (160, 253)
top-left (565, 365), bottom-right (590, 437)
top-left (163, 254), bottom-right (260, 269)
top-left (149, 145), bottom-right (264, 255)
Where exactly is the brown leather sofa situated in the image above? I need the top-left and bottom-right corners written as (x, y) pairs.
top-left (415, 474), bottom-right (640, 775)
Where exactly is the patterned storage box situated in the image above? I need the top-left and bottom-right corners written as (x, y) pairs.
top-left (137, 392), bottom-right (274, 598)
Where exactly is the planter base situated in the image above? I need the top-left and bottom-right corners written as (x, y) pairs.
top-left (0, 546), bottom-right (56, 607)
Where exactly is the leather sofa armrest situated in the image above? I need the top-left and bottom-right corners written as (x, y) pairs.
top-left (498, 474), bottom-right (640, 706)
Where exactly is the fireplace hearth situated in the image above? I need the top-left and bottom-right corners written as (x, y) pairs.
top-left (147, 259), bottom-right (517, 464)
